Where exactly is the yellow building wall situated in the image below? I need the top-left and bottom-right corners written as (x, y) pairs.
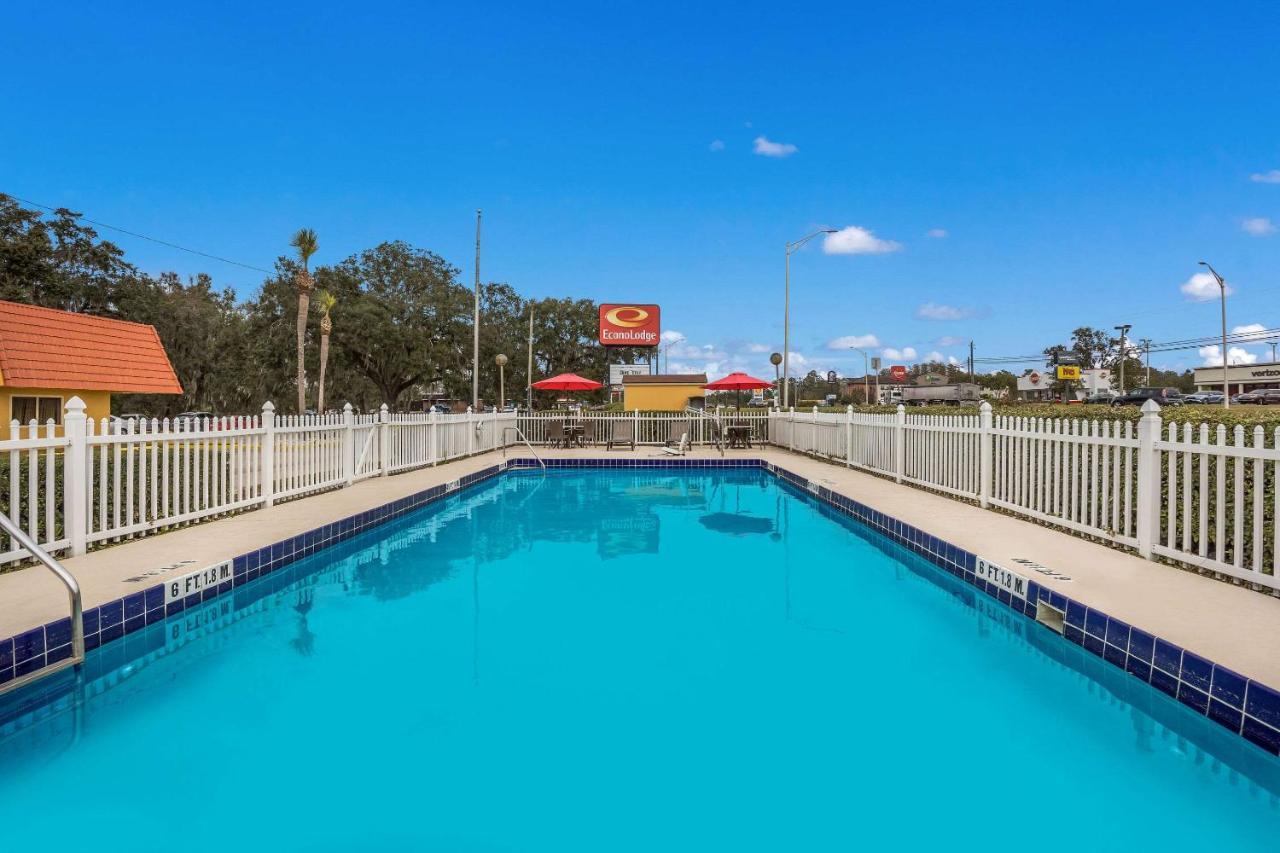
top-left (0, 388), bottom-right (112, 438)
top-left (622, 384), bottom-right (705, 412)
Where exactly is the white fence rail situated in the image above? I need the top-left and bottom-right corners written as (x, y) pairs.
top-left (0, 398), bottom-right (516, 567)
top-left (770, 403), bottom-right (1280, 592)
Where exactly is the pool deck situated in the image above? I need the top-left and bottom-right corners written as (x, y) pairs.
top-left (3, 444), bottom-right (1280, 689)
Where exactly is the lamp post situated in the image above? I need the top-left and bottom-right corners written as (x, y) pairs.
top-left (1114, 324), bottom-right (1132, 395)
top-left (1139, 337), bottom-right (1151, 386)
top-left (770, 352), bottom-right (783, 408)
top-left (1199, 261), bottom-right (1230, 409)
top-left (849, 347), bottom-right (870, 404)
top-left (783, 228), bottom-right (837, 408)
top-left (495, 353), bottom-right (508, 409)
top-left (473, 209), bottom-right (482, 410)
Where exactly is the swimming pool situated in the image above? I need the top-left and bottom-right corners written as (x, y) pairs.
top-left (1, 466), bottom-right (1278, 849)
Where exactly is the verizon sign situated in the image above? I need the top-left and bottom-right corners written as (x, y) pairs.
top-left (599, 304), bottom-right (660, 347)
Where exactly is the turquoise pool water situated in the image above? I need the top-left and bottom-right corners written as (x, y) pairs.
top-left (1, 469), bottom-right (1277, 850)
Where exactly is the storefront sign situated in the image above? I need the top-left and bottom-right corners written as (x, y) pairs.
top-left (1056, 365), bottom-right (1081, 380)
top-left (599, 304), bottom-right (661, 346)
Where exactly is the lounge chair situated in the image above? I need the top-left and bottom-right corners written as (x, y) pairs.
top-left (581, 419), bottom-right (598, 447)
top-left (606, 420), bottom-right (635, 450)
top-left (665, 419), bottom-right (690, 449)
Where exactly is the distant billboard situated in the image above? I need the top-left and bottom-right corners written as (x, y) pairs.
top-left (889, 365), bottom-right (908, 382)
top-left (599, 304), bottom-right (661, 347)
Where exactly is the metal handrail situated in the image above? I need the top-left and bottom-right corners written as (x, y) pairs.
top-left (502, 425), bottom-right (546, 471)
top-left (0, 515), bottom-right (85, 695)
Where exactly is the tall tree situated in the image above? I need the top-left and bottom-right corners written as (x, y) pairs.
top-left (289, 228), bottom-right (318, 413)
top-left (315, 290), bottom-right (336, 413)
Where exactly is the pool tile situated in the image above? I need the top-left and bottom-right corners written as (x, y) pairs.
top-left (1065, 600), bottom-right (1086, 629)
top-left (1127, 628), bottom-right (1154, 664)
top-left (1149, 667), bottom-right (1179, 699)
top-left (1084, 608), bottom-right (1107, 640)
top-left (44, 618), bottom-right (72, 650)
top-left (1241, 717), bottom-right (1280, 756)
top-left (13, 627), bottom-right (45, 664)
top-left (1179, 651), bottom-right (1212, 692)
top-left (1104, 618), bottom-right (1130, 652)
top-left (1207, 699), bottom-right (1243, 733)
top-left (1210, 666), bottom-right (1247, 710)
top-left (1153, 639), bottom-right (1182, 676)
top-left (144, 585), bottom-right (164, 611)
top-left (99, 599), bottom-right (124, 629)
top-left (1246, 681), bottom-right (1280, 729)
top-left (1177, 683), bottom-right (1209, 715)
top-left (124, 592), bottom-right (146, 621)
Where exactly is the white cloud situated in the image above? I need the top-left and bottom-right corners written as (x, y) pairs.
top-left (1231, 323), bottom-right (1271, 342)
top-left (925, 350), bottom-right (945, 363)
top-left (1180, 271), bottom-right (1233, 302)
top-left (926, 228), bottom-right (948, 239)
top-left (882, 346), bottom-right (917, 361)
top-left (745, 342), bottom-right (769, 353)
top-left (660, 330), bottom-right (686, 344)
top-left (947, 355), bottom-right (961, 366)
top-left (1199, 344), bottom-right (1258, 367)
top-left (822, 226), bottom-right (902, 255)
top-left (753, 136), bottom-right (797, 158)
top-left (1250, 169), bottom-right (1280, 184)
top-left (1242, 217), bottom-right (1276, 236)
top-left (709, 139), bottom-right (725, 152)
top-left (916, 302), bottom-right (972, 320)
top-left (826, 334), bottom-right (881, 350)
top-left (934, 335), bottom-right (966, 347)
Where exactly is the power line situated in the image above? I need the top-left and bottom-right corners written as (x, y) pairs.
top-left (2, 192), bottom-right (275, 275)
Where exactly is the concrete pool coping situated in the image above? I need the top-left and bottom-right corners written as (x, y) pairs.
top-left (2, 444), bottom-right (1279, 691)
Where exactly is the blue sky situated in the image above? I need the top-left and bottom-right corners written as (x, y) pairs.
top-left (4, 1), bottom-right (1280, 379)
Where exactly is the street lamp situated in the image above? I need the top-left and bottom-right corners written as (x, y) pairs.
top-left (783, 227), bottom-right (838, 407)
top-left (495, 353), bottom-right (508, 409)
top-left (770, 352), bottom-right (783, 408)
top-left (1199, 261), bottom-right (1230, 409)
top-left (1114, 324), bottom-right (1132, 394)
top-left (849, 347), bottom-right (870, 404)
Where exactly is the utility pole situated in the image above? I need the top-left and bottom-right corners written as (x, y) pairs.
top-left (1199, 261), bottom-right (1230, 408)
top-left (473, 209), bottom-right (482, 410)
top-left (1139, 338), bottom-right (1152, 385)
top-left (969, 340), bottom-right (975, 382)
top-left (527, 306), bottom-right (534, 409)
top-left (1271, 340), bottom-right (1278, 364)
top-left (1114, 323), bottom-right (1132, 395)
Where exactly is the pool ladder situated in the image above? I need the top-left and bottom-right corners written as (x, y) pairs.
top-left (0, 514), bottom-right (85, 695)
top-left (502, 425), bottom-right (546, 471)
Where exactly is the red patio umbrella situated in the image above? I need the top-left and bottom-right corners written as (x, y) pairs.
top-left (531, 372), bottom-right (604, 391)
top-left (704, 371), bottom-right (773, 410)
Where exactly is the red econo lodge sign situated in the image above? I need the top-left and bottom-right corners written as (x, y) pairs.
top-left (889, 365), bottom-right (908, 382)
top-left (599, 304), bottom-right (660, 346)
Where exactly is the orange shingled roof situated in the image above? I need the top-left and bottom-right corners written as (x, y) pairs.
top-left (0, 301), bottom-right (182, 394)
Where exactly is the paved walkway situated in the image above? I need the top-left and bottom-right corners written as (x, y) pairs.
top-left (3, 444), bottom-right (1279, 687)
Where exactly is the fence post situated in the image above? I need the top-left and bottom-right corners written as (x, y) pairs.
top-left (788, 406), bottom-right (795, 451)
top-left (894, 404), bottom-right (906, 483)
top-left (466, 406), bottom-right (475, 456)
top-left (63, 396), bottom-right (89, 556)
top-left (430, 409), bottom-right (439, 466)
top-left (379, 403), bottom-right (390, 476)
top-left (845, 404), bottom-right (853, 467)
top-left (1135, 399), bottom-right (1161, 559)
top-left (261, 401), bottom-right (276, 507)
top-left (342, 402), bottom-right (355, 486)
top-left (633, 408), bottom-right (639, 443)
top-left (978, 401), bottom-right (992, 508)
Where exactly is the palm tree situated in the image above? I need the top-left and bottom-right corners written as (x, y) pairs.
top-left (289, 228), bottom-right (318, 414)
top-left (315, 290), bottom-right (336, 413)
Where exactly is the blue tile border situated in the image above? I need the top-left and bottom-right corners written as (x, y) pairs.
top-left (2, 455), bottom-right (1278, 760)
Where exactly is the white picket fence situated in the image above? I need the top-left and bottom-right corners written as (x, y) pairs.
top-left (0, 399), bottom-right (516, 567)
top-left (771, 403), bottom-right (1280, 591)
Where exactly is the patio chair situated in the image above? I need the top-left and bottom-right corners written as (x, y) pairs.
top-left (606, 419), bottom-right (635, 451)
top-left (546, 420), bottom-right (566, 448)
top-left (665, 419), bottom-right (690, 449)
top-left (581, 419), bottom-right (598, 447)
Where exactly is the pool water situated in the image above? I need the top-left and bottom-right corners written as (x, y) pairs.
top-left (1, 469), bottom-right (1278, 850)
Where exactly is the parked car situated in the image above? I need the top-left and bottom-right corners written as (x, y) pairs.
top-left (1182, 391), bottom-right (1224, 405)
top-left (1256, 388), bottom-right (1280, 405)
top-left (1233, 390), bottom-right (1265, 405)
top-left (1083, 392), bottom-right (1116, 405)
top-left (1109, 387), bottom-right (1183, 408)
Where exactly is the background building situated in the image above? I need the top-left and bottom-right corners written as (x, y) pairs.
top-left (1017, 367), bottom-right (1111, 401)
top-left (0, 300), bottom-right (182, 435)
top-left (621, 374), bottom-right (706, 411)
top-left (1193, 361), bottom-right (1280, 396)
